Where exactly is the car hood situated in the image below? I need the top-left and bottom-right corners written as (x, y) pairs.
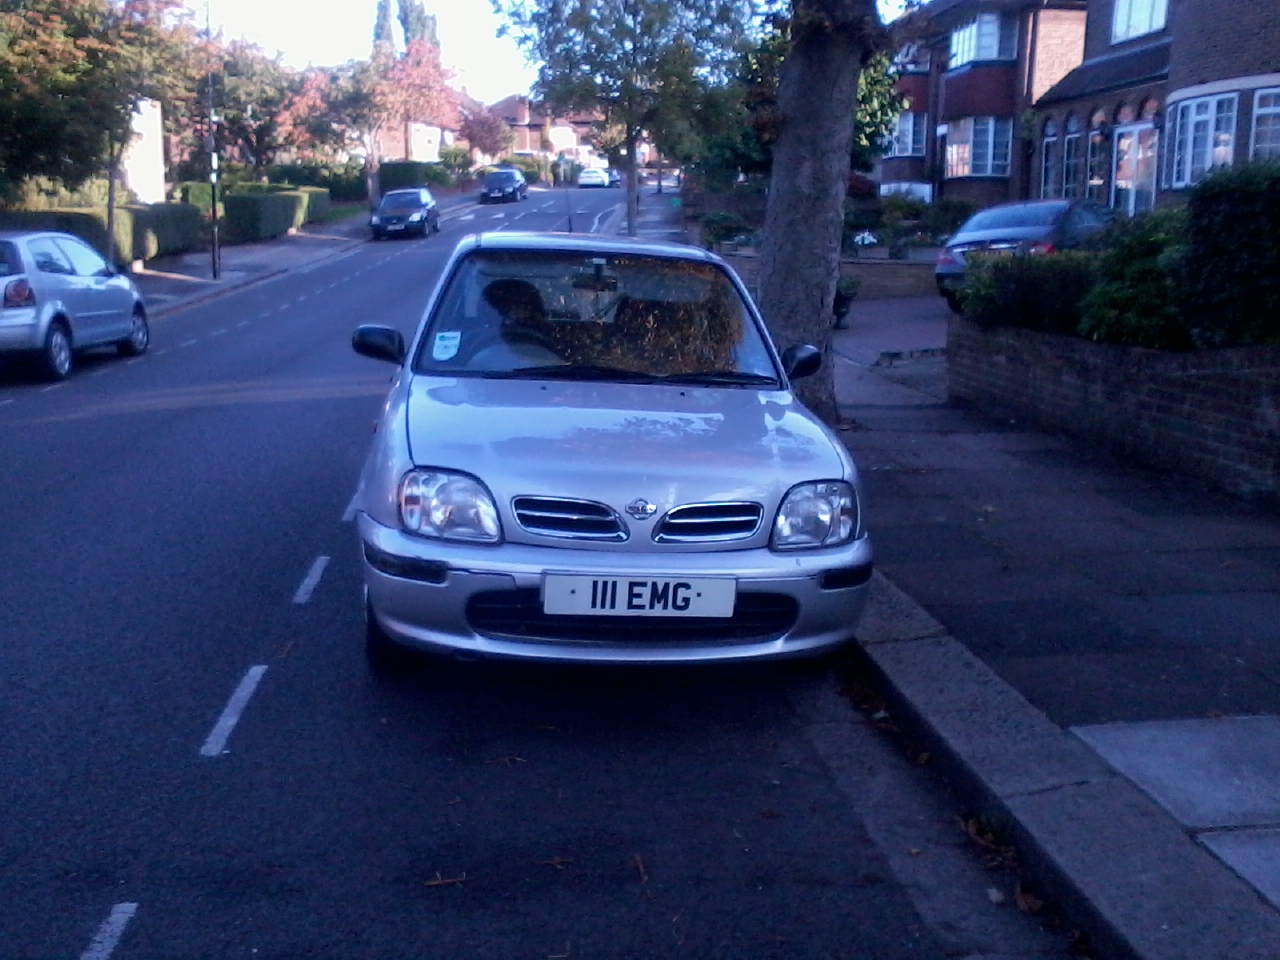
top-left (402, 376), bottom-right (848, 532)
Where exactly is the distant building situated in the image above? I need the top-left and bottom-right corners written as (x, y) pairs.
top-left (1036, 0), bottom-right (1280, 211)
top-left (882, 0), bottom-right (1280, 214)
top-left (880, 0), bottom-right (1089, 208)
top-left (487, 94), bottom-right (598, 159)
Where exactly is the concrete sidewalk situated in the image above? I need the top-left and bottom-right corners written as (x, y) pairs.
top-left (127, 183), bottom-right (1280, 959)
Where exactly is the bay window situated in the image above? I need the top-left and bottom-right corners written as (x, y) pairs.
top-left (1252, 89), bottom-right (1280, 160)
top-left (1166, 94), bottom-right (1238, 188)
top-left (949, 13), bottom-right (1017, 68)
top-left (945, 117), bottom-right (1013, 177)
top-left (886, 112), bottom-right (928, 157)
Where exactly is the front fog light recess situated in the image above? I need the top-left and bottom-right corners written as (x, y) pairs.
top-left (772, 481), bottom-right (857, 550)
top-left (400, 470), bottom-right (501, 542)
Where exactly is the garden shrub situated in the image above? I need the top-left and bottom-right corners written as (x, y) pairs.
top-left (923, 199), bottom-right (975, 241)
top-left (378, 161), bottom-right (451, 194)
top-left (267, 163), bottom-right (367, 202)
top-left (1077, 208), bottom-right (1191, 350)
top-left (1178, 160), bottom-right (1280, 347)
top-left (0, 203), bottom-right (201, 264)
top-left (962, 251), bottom-right (1099, 334)
top-left (504, 155), bottom-right (544, 184)
top-left (222, 193), bottom-right (299, 243)
top-left (700, 211), bottom-right (753, 249)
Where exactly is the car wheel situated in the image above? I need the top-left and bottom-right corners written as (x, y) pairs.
top-left (432, 216), bottom-right (441, 234)
top-left (117, 306), bottom-right (149, 356)
top-left (365, 599), bottom-right (418, 673)
top-left (371, 230), bottom-right (382, 241)
top-left (41, 320), bottom-right (73, 381)
top-left (942, 290), bottom-right (963, 314)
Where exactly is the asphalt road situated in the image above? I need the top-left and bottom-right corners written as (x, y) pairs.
top-left (1, 190), bottom-right (1076, 959)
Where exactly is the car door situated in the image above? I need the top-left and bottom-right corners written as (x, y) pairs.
top-left (1060, 204), bottom-right (1112, 250)
top-left (24, 236), bottom-right (87, 341)
top-left (54, 237), bottom-right (132, 344)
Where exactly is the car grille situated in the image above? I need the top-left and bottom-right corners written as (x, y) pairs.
top-left (653, 502), bottom-right (763, 543)
top-left (512, 496), bottom-right (626, 541)
top-left (466, 589), bottom-right (798, 644)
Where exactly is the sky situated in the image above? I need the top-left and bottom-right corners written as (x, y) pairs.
top-left (188, 0), bottom-right (908, 108)
top-left (188, 0), bottom-right (539, 106)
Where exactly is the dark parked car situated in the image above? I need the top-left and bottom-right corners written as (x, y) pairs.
top-left (478, 168), bottom-right (528, 204)
top-left (370, 188), bottom-right (440, 240)
top-left (0, 230), bottom-right (148, 380)
top-left (606, 168), bottom-right (622, 188)
top-left (935, 199), bottom-right (1115, 312)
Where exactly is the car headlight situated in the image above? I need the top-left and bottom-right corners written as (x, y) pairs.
top-left (408, 211), bottom-right (424, 222)
top-left (771, 481), bottom-right (858, 550)
top-left (370, 215), bottom-right (381, 225)
top-left (399, 469), bottom-right (502, 542)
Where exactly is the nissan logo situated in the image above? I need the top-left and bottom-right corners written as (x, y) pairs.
top-left (625, 498), bottom-right (658, 520)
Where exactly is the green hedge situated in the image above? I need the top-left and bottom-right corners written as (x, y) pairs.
top-left (267, 163), bottom-right (367, 202)
top-left (1179, 160), bottom-right (1280, 347)
top-left (292, 186), bottom-right (330, 223)
top-left (962, 252), bottom-right (1099, 335)
top-left (378, 161), bottom-right (451, 194)
top-left (223, 193), bottom-right (299, 243)
top-left (0, 203), bottom-right (202, 264)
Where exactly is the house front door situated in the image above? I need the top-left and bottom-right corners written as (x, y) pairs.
top-left (1111, 123), bottom-right (1158, 215)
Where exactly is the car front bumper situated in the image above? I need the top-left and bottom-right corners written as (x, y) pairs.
top-left (358, 513), bottom-right (873, 664)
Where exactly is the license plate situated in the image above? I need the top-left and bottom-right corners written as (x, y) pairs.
top-left (387, 223), bottom-right (405, 230)
top-left (543, 574), bottom-right (736, 617)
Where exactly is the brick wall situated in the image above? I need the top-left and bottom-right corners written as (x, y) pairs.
top-left (941, 64), bottom-right (1019, 122)
top-left (1168, 0), bottom-right (1278, 90)
top-left (1030, 9), bottom-right (1088, 103)
top-left (948, 317), bottom-right (1280, 500)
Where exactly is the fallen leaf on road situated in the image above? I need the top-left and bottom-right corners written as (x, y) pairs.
top-left (486, 756), bottom-right (527, 766)
top-left (633, 854), bottom-right (649, 883)
top-left (987, 887), bottom-right (1007, 905)
top-left (548, 943), bottom-right (572, 959)
top-left (540, 857), bottom-right (574, 869)
top-left (424, 872), bottom-right (466, 888)
top-left (761, 809), bottom-right (782, 820)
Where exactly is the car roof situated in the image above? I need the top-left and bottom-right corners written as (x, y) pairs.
top-left (469, 231), bottom-right (718, 264)
top-left (0, 230), bottom-right (65, 242)
top-left (383, 188), bottom-right (427, 196)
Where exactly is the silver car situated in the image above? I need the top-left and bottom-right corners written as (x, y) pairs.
top-left (0, 230), bottom-right (149, 380)
top-left (351, 232), bottom-right (873, 666)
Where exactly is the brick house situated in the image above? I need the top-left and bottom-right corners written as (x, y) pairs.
top-left (879, 0), bottom-right (1088, 207)
top-left (1025, 0), bottom-right (1279, 211)
top-left (487, 95), bottom-right (599, 160)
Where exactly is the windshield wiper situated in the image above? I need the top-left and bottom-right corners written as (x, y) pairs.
top-left (486, 364), bottom-right (661, 383)
top-left (660, 370), bottom-right (781, 386)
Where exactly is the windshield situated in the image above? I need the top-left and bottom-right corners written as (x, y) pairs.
top-left (0, 242), bottom-right (17, 277)
top-left (483, 172), bottom-right (518, 186)
top-left (962, 204), bottom-right (1066, 231)
top-left (379, 192), bottom-right (424, 211)
top-left (413, 250), bottom-right (779, 384)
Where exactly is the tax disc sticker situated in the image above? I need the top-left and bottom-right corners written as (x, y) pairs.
top-left (432, 331), bottom-right (461, 360)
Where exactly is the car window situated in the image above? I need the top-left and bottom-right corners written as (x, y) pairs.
top-left (379, 191), bottom-right (426, 210)
top-left (962, 204), bottom-right (1067, 231)
top-left (54, 237), bottom-right (110, 277)
top-left (414, 250), bottom-right (778, 382)
top-left (0, 241), bottom-right (18, 277)
top-left (26, 237), bottom-right (75, 275)
top-left (483, 171), bottom-right (520, 186)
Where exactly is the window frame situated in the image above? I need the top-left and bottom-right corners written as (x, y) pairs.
top-left (1166, 93), bottom-right (1239, 189)
top-left (949, 13), bottom-right (1017, 69)
top-left (886, 111), bottom-right (929, 158)
top-left (1063, 127), bottom-right (1083, 198)
top-left (945, 116), bottom-right (1013, 178)
top-left (1250, 88), bottom-right (1280, 160)
top-left (1111, 0), bottom-right (1168, 43)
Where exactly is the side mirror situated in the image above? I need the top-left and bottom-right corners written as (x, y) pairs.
top-left (780, 344), bottom-right (822, 380)
top-left (352, 325), bottom-right (406, 365)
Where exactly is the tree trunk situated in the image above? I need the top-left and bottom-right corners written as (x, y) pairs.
top-left (756, 0), bottom-right (881, 425)
top-left (105, 139), bottom-right (120, 267)
top-left (625, 126), bottom-right (639, 237)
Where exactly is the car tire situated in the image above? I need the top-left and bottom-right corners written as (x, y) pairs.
top-left (432, 217), bottom-right (442, 234)
top-left (40, 320), bottom-right (73, 381)
top-left (942, 290), bottom-right (963, 314)
top-left (365, 599), bottom-right (418, 673)
top-left (371, 230), bottom-right (383, 241)
top-left (117, 306), bottom-right (149, 356)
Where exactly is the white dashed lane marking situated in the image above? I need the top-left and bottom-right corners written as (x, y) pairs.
top-left (292, 555), bottom-right (331, 604)
top-left (200, 665), bottom-right (268, 757)
top-left (78, 902), bottom-right (138, 960)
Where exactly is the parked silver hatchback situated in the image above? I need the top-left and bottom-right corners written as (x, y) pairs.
top-left (0, 230), bottom-right (148, 380)
top-left (351, 232), bottom-right (873, 666)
